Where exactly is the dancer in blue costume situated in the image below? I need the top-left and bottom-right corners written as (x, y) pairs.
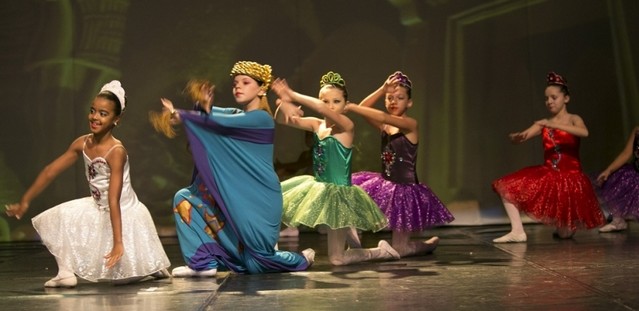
top-left (347, 71), bottom-right (454, 257)
top-left (152, 61), bottom-right (314, 276)
top-left (272, 72), bottom-right (400, 265)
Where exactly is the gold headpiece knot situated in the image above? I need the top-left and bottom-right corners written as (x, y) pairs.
top-left (230, 61), bottom-right (272, 91)
top-left (320, 71), bottom-right (345, 88)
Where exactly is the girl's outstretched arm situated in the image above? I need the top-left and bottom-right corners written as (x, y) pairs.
top-left (104, 145), bottom-right (126, 269)
top-left (508, 123), bottom-right (543, 144)
top-left (272, 79), bottom-right (353, 133)
top-left (274, 99), bottom-right (306, 126)
top-left (5, 136), bottom-right (83, 219)
top-left (596, 126), bottom-right (638, 185)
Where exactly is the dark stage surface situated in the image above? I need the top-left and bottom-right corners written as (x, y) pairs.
top-left (0, 223), bottom-right (637, 311)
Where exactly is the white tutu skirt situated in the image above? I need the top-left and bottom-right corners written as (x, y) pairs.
top-left (32, 197), bottom-right (170, 282)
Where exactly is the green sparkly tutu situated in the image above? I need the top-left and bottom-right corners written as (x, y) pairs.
top-left (281, 175), bottom-right (388, 231)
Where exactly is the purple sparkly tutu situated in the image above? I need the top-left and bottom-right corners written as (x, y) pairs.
top-left (595, 164), bottom-right (639, 219)
top-left (352, 171), bottom-right (454, 232)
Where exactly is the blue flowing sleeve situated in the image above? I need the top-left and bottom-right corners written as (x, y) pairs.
top-left (176, 109), bottom-right (308, 273)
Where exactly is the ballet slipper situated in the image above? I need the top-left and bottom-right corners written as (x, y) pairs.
top-left (420, 236), bottom-right (440, 254)
top-left (378, 240), bottom-right (401, 260)
top-left (599, 219), bottom-right (628, 233)
top-left (302, 248), bottom-right (316, 266)
top-left (171, 266), bottom-right (217, 277)
top-left (112, 276), bottom-right (146, 285)
top-left (44, 275), bottom-right (78, 288)
top-left (493, 232), bottom-right (527, 243)
top-left (553, 227), bottom-right (575, 239)
top-left (151, 268), bottom-right (171, 279)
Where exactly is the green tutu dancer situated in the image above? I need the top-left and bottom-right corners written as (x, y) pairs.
top-left (273, 71), bottom-right (400, 265)
top-left (282, 133), bottom-right (388, 231)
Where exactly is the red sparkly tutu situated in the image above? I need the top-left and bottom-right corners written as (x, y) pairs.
top-left (493, 128), bottom-right (604, 230)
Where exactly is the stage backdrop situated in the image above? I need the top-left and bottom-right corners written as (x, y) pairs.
top-left (1, 0), bottom-right (637, 240)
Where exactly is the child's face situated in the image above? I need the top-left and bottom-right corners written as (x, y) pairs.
top-left (232, 75), bottom-right (262, 106)
top-left (544, 85), bottom-right (569, 114)
top-left (319, 86), bottom-right (346, 113)
top-left (88, 97), bottom-right (119, 134)
top-left (384, 86), bottom-right (412, 116)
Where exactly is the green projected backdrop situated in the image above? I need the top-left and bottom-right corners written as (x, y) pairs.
top-left (0, 0), bottom-right (637, 241)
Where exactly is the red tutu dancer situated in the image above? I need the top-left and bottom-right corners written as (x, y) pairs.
top-left (492, 72), bottom-right (605, 243)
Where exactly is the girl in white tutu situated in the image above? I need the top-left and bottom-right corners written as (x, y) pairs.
top-left (5, 81), bottom-right (170, 288)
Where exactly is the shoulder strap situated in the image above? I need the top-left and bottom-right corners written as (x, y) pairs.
top-left (103, 144), bottom-right (126, 158)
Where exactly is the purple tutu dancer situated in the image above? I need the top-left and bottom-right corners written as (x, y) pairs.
top-left (352, 132), bottom-right (454, 231)
top-left (347, 71), bottom-right (454, 257)
top-left (595, 126), bottom-right (639, 232)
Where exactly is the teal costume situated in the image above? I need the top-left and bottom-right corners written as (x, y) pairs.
top-left (173, 107), bottom-right (308, 274)
top-left (281, 133), bottom-right (388, 231)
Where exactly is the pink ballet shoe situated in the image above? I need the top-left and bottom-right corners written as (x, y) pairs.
top-left (378, 240), bottom-right (401, 260)
top-left (493, 232), bottom-right (527, 243)
top-left (599, 221), bottom-right (628, 233)
top-left (302, 248), bottom-right (316, 266)
top-left (171, 266), bottom-right (217, 277)
top-left (44, 275), bottom-right (77, 288)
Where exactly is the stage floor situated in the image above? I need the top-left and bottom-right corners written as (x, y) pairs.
top-left (0, 223), bottom-right (637, 311)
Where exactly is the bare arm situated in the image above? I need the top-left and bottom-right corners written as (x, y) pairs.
top-left (345, 103), bottom-right (417, 134)
top-left (596, 126), bottom-right (638, 185)
top-left (5, 136), bottom-right (83, 219)
top-left (274, 98), bottom-right (305, 125)
top-left (508, 123), bottom-right (543, 144)
top-left (272, 78), bottom-right (353, 133)
top-left (356, 75), bottom-right (402, 128)
top-left (103, 146), bottom-right (126, 269)
top-left (535, 114), bottom-right (589, 137)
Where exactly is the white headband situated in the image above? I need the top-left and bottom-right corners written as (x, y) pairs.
top-left (99, 80), bottom-right (126, 110)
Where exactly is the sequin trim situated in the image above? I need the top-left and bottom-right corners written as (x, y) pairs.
top-left (548, 129), bottom-right (562, 170)
top-left (381, 146), bottom-right (396, 177)
top-left (314, 144), bottom-right (326, 176)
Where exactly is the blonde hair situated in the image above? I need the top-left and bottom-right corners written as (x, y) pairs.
top-left (149, 79), bottom-right (215, 138)
top-left (184, 79), bottom-right (214, 104)
top-left (148, 109), bottom-right (176, 138)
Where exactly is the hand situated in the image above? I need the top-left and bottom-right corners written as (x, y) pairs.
top-left (508, 132), bottom-right (527, 144)
top-left (344, 103), bottom-right (356, 113)
top-left (200, 84), bottom-right (214, 106)
top-left (160, 97), bottom-right (174, 112)
top-left (277, 99), bottom-right (304, 123)
top-left (596, 170), bottom-right (610, 186)
top-left (160, 98), bottom-right (181, 124)
top-left (104, 242), bottom-right (124, 269)
top-left (383, 75), bottom-right (400, 93)
top-left (5, 202), bottom-right (28, 220)
top-left (271, 78), bottom-right (293, 102)
top-left (534, 119), bottom-right (550, 128)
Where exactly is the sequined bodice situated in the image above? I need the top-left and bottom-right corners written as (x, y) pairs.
top-left (312, 134), bottom-right (352, 186)
top-left (542, 128), bottom-right (581, 172)
top-left (380, 132), bottom-right (419, 184)
top-left (83, 145), bottom-right (137, 211)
